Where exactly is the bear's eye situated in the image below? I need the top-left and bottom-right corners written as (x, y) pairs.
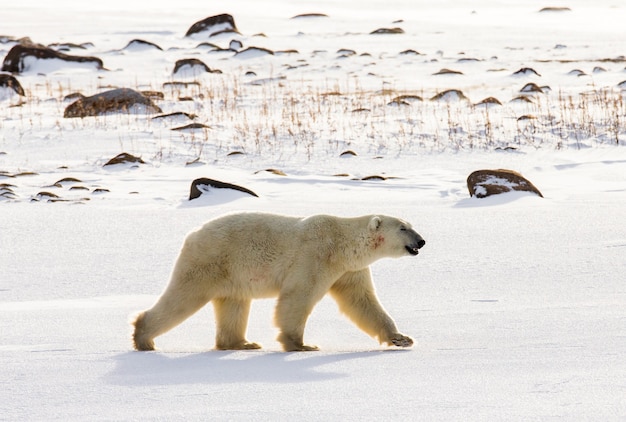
top-left (400, 226), bottom-right (407, 231)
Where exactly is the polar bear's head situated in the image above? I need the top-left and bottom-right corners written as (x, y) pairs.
top-left (368, 215), bottom-right (426, 257)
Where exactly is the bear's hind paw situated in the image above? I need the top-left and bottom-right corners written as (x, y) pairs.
top-left (389, 334), bottom-right (414, 348)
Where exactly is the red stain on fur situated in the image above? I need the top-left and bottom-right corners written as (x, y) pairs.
top-left (373, 235), bottom-right (385, 249)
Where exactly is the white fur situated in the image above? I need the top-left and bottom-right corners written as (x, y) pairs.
top-left (131, 212), bottom-right (422, 351)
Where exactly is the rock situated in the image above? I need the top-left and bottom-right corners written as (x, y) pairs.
top-left (467, 169), bottom-right (543, 198)
top-left (152, 112), bottom-right (196, 121)
top-left (475, 97), bottom-right (502, 106)
top-left (433, 68), bottom-right (463, 75)
top-left (189, 178), bottom-right (258, 200)
top-left (185, 14), bottom-right (238, 38)
top-left (171, 123), bottom-right (210, 131)
top-left (290, 13), bottom-right (329, 19)
top-left (64, 88), bottom-right (162, 118)
top-left (234, 47), bottom-right (274, 59)
top-left (1, 43), bottom-right (103, 73)
top-left (520, 82), bottom-right (544, 93)
top-left (430, 89), bottom-right (468, 102)
top-left (255, 169), bottom-right (286, 176)
top-left (399, 49), bottom-right (422, 56)
top-left (370, 27), bottom-right (404, 35)
top-left (539, 7), bottom-right (571, 12)
top-left (512, 67), bottom-right (541, 77)
top-left (172, 58), bottom-right (214, 76)
top-left (122, 39), bottom-right (163, 51)
top-left (0, 74), bottom-right (25, 95)
top-left (103, 152), bottom-right (145, 167)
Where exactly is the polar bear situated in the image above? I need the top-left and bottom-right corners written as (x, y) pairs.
top-left (132, 212), bottom-right (425, 352)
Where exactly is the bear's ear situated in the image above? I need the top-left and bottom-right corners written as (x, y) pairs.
top-left (368, 216), bottom-right (382, 231)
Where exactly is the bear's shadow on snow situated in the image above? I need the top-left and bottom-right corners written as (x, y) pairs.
top-left (105, 349), bottom-right (406, 385)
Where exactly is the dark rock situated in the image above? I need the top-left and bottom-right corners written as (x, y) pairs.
top-left (185, 14), bottom-right (238, 38)
top-left (64, 88), bottom-right (162, 118)
top-left (399, 49), bottom-right (422, 56)
top-left (539, 7), bottom-right (571, 12)
top-left (520, 82), bottom-right (544, 93)
top-left (370, 27), bottom-right (404, 35)
top-left (392, 94), bottom-right (422, 103)
top-left (433, 68), bottom-right (463, 75)
top-left (141, 91), bottom-right (164, 100)
top-left (173, 58), bottom-right (212, 75)
top-left (1, 44), bottom-right (103, 73)
top-left (568, 69), bottom-right (586, 77)
top-left (103, 152), bottom-right (145, 167)
top-left (255, 169), bottom-right (286, 176)
top-left (430, 89), bottom-right (468, 102)
top-left (475, 97), bottom-right (502, 106)
top-left (123, 39), bottom-right (163, 51)
top-left (229, 40), bottom-right (243, 51)
top-left (55, 177), bottom-right (82, 185)
top-left (63, 92), bottom-right (85, 102)
top-left (171, 123), bottom-right (210, 131)
top-left (189, 177), bottom-right (258, 200)
top-left (34, 191), bottom-right (60, 200)
top-left (0, 73), bottom-right (24, 95)
top-left (234, 47), bottom-right (274, 58)
top-left (48, 42), bottom-right (92, 51)
top-left (152, 112), bottom-right (196, 121)
top-left (512, 67), bottom-right (541, 77)
top-left (467, 169), bottom-right (543, 198)
top-left (290, 13), bottom-right (329, 19)
top-left (340, 150), bottom-right (358, 157)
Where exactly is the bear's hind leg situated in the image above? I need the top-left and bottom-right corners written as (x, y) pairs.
top-left (213, 298), bottom-right (261, 350)
top-left (274, 289), bottom-right (322, 352)
top-left (132, 281), bottom-right (211, 351)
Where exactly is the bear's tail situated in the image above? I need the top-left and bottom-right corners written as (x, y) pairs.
top-left (130, 311), bottom-right (155, 351)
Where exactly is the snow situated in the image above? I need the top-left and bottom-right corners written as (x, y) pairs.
top-left (2, 0), bottom-right (626, 420)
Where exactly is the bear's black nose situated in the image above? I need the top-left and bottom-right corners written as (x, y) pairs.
top-left (417, 239), bottom-right (426, 249)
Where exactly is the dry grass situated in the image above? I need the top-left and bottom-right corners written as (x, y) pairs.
top-left (4, 74), bottom-right (625, 164)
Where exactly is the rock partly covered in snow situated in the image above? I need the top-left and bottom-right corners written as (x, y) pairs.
top-left (0, 73), bottom-right (24, 96)
top-left (1, 43), bottom-right (103, 73)
top-left (467, 169), bottom-right (543, 198)
top-left (64, 88), bottom-right (162, 118)
top-left (185, 14), bottom-right (239, 38)
top-left (189, 177), bottom-right (258, 200)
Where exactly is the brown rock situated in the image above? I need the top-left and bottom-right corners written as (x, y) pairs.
top-left (467, 169), bottom-right (543, 198)
top-left (2, 44), bottom-right (103, 73)
top-left (64, 88), bottom-right (161, 118)
top-left (104, 152), bottom-right (145, 167)
top-left (189, 178), bottom-right (258, 200)
top-left (0, 73), bottom-right (24, 95)
top-left (185, 14), bottom-right (238, 38)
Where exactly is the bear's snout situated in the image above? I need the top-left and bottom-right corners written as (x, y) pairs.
top-left (405, 236), bottom-right (425, 256)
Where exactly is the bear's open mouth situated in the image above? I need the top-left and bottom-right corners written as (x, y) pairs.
top-left (406, 245), bottom-right (420, 255)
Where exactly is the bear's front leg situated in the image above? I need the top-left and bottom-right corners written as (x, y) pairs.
top-left (329, 269), bottom-right (414, 348)
top-left (274, 288), bottom-right (323, 352)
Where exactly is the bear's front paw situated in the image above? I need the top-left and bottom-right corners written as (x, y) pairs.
top-left (389, 333), bottom-right (413, 348)
top-left (286, 344), bottom-right (320, 352)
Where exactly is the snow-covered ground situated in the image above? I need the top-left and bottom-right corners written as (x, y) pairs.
top-left (1, 1), bottom-right (625, 420)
